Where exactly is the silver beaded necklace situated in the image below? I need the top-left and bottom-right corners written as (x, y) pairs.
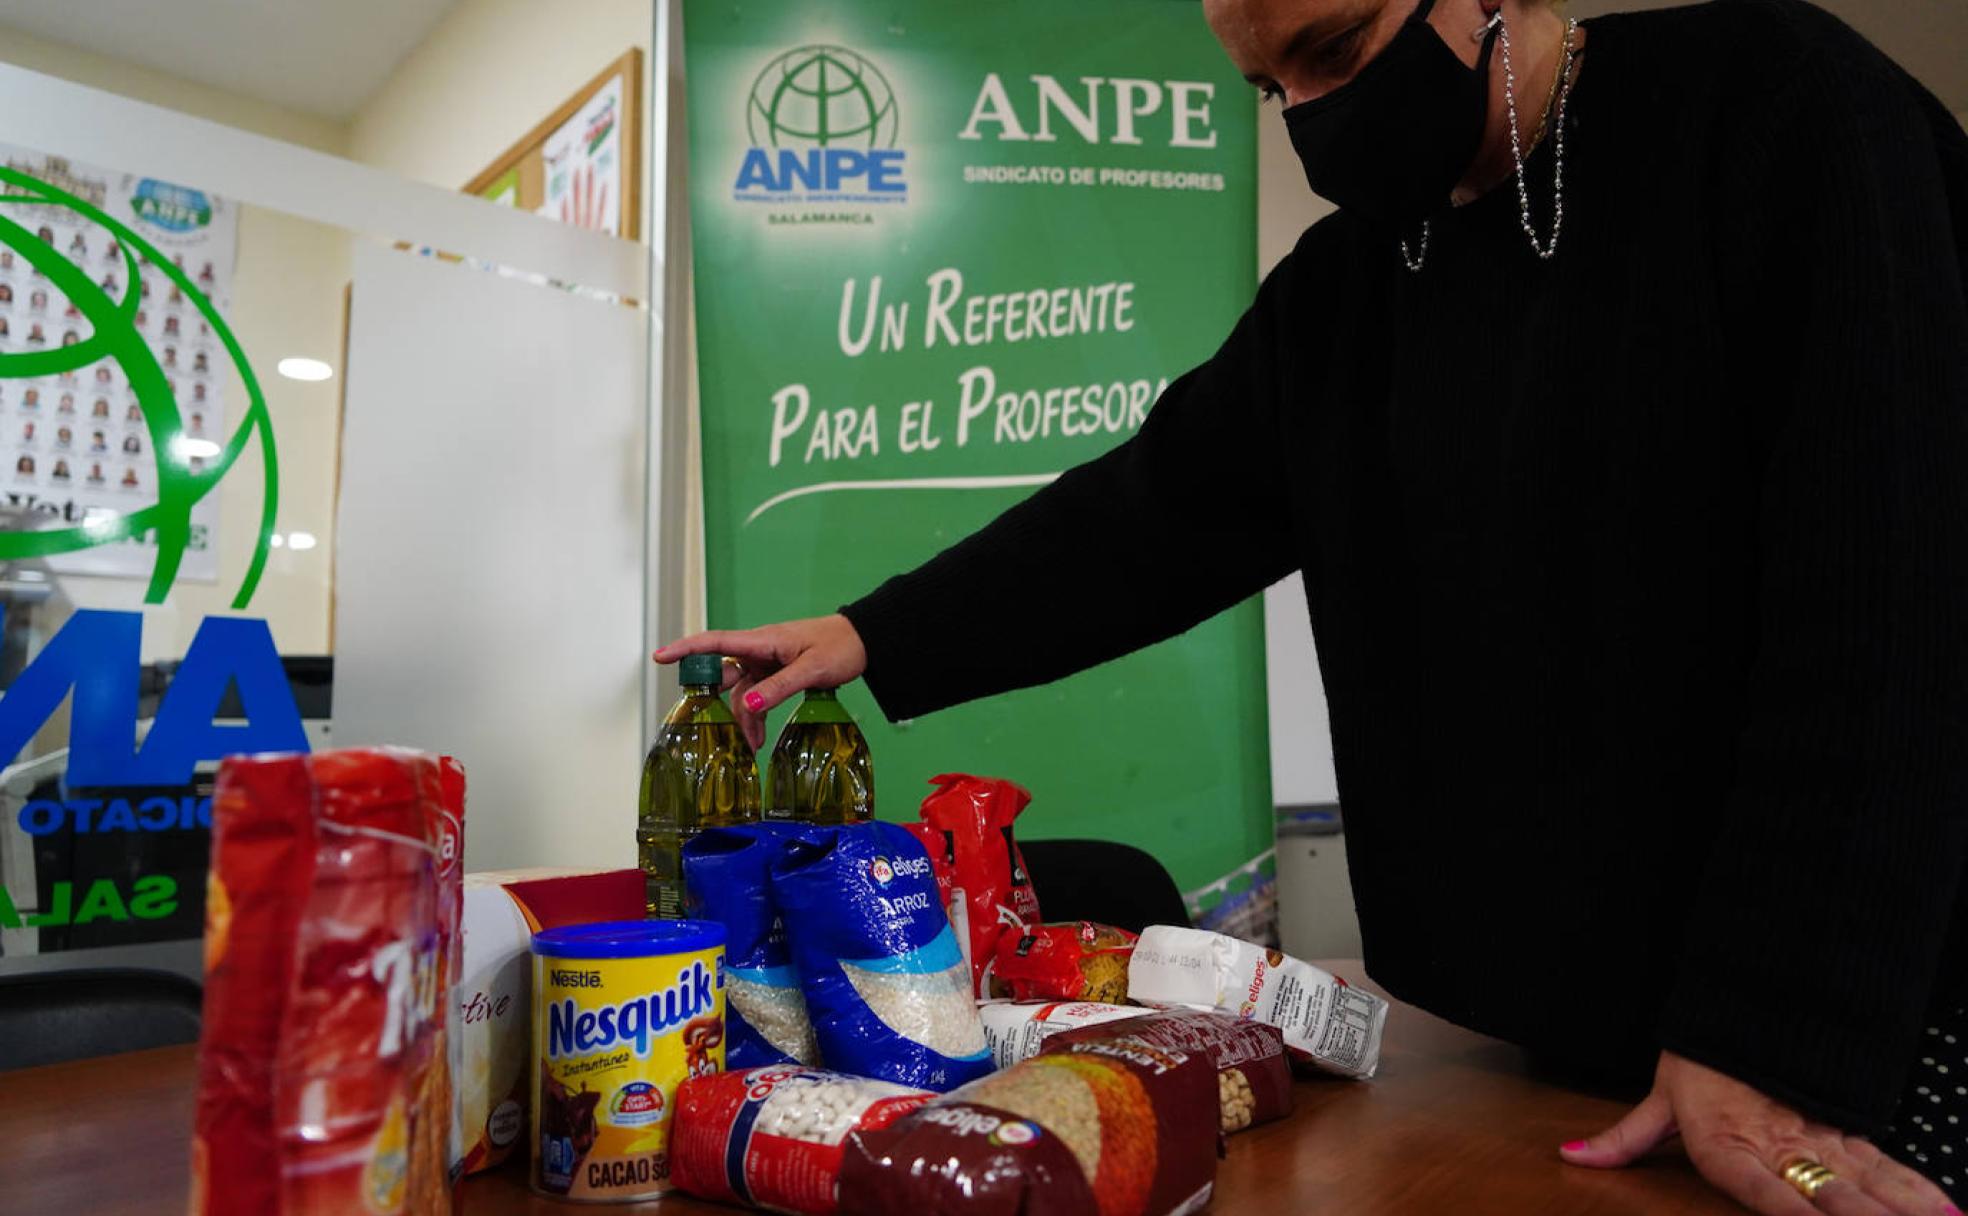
top-left (1401, 12), bottom-right (1580, 273)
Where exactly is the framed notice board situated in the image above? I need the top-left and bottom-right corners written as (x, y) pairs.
top-left (464, 49), bottom-right (643, 240)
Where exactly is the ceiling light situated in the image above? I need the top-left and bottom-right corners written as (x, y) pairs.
top-left (269, 533), bottom-right (284, 548)
top-left (277, 357), bottom-right (334, 382)
top-left (174, 437), bottom-right (221, 460)
top-left (286, 531), bottom-right (318, 552)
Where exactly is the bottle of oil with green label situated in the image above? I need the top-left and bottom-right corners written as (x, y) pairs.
top-left (765, 687), bottom-right (874, 825)
top-left (638, 653), bottom-right (762, 917)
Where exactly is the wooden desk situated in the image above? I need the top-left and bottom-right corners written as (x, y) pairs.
top-left (0, 966), bottom-right (1744, 1214)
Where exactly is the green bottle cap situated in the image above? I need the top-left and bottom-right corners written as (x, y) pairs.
top-left (679, 653), bottom-right (724, 687)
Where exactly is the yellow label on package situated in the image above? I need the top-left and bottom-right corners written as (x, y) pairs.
top-left (531, 920), bottom-right (726, 1202)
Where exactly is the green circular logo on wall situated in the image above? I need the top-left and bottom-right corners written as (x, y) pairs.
top-left (0, 164), bottom-right (277, 608)
top-left (747, 45), bottom-right (900, 150)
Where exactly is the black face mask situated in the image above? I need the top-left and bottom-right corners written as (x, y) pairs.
top-left (1283, 0), bottom-right (1499, 229)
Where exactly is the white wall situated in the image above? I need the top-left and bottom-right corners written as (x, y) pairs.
top-left (345, 0), bottom-right (690, 651)
top-left (0, 26), bottom-right (346, 155)
top-left (0, 26), bottom-right (351, 661)
top-left (1253, 98), bottom-right (1341, 807)
top-left (348, 0), bottom-right (651, 196)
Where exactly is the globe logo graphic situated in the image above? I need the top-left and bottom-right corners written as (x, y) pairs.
top-left (747, 45), bottom-right (900, 150)
top-left (0, 163), bottom-right (277, 608)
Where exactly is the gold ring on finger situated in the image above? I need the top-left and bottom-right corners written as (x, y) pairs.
top-left (722, 657), bottom-right (746, 675)
top-left (1780, 1157), bottom-right (1837, 1200)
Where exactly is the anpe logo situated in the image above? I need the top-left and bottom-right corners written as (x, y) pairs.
top-left (734, 45), bottom-right (908, 204)
top-left (869, 856), bottom-right (896, 887)
top-left (128, 179), bottom-right (213, 233)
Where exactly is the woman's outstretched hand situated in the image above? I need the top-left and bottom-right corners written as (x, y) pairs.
top-left (652, 614), bottom-right (869, 750)
top-left (1562, 1050), bottom-right (1958, 1215)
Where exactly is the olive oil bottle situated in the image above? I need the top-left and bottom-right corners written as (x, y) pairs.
top-left (765, 687), bottom-right (874, 825)
top-left (638, 653), bottom-right (762, 917)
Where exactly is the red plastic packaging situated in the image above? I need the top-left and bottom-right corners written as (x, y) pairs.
top-left (989, 921), bottom-right (1137, 1005)
top-left (671, 1067), bottom-right (932, 1214)
top-left (840, 1037), bottom-right (1219, 1216)
top-left (903, 774), bottom-right (1043, 997)
top-left (190, 748), bottom-right (465, 1216)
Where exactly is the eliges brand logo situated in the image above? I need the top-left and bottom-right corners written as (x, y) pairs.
top-left (734, 45), bottom-right (907, 205)
top-left (869, 855), bottom-right (896, 887)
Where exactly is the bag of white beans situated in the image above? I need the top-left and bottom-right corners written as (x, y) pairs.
top-left (672, 1066), bottom-right (932, 1215)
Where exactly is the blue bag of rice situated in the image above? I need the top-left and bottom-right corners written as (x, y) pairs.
top-left (684, 823), bottom-right (821, 1068)
top-left (771, 822), bottom-right (992, 1091)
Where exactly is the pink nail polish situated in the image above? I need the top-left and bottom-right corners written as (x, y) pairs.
top-left (1561, 1141), bottom-right (1589, 1153)
top-left (744, 691), bottom-right (765, 712)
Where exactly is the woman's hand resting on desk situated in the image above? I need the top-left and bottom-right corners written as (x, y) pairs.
top-left (653, 614), bottom-right (868, 750)
top-left (1563, 1051), bottom-right (1958, 1215)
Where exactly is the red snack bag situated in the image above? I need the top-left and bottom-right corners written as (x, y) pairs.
top-left (990, 921), bottom-right (1136, 1005)
top-left (191, 748), bottom-right (466, 1216)
top-left (910, 774), bottom-right (1043, 996)
top-left (672, 1067), bottom-right (932, 1214)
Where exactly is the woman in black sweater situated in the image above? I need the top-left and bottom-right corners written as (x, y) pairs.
top-left (661, 1), bottom-right (1968, 1210)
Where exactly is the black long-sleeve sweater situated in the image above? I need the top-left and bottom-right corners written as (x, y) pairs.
top-left (842, 0), bottom-right (1968, 1132)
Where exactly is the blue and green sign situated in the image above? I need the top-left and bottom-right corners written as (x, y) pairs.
top-left (0, 157), bottom-right (299, 948)
top-left (0, 163), bottom-right (277, 604)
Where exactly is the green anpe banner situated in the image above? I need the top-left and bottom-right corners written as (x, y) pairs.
top-left (686, 0), bottom-right (1274, 923)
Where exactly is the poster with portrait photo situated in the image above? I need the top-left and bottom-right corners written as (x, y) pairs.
top-left (0, 142), bottom-right (238, 582)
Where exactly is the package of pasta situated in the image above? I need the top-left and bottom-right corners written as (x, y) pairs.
top-left (1045, 1009), bottom-right (1292, 1134)
top-left (770, 822), bottom-right (992, 1092)
top-left (191, 748), bottom-right (466, 1216)
top-left (838, 1035), bottom-right (1218, 1216)
top-left (904, 773), bottom-right (1043, 997)
top-left (684, 824), bottom-right (821, 1069)
top-left (989, 921), bottom-right (1136, 1005)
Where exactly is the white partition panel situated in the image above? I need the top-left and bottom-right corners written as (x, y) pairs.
top-left (0, 64), bottom-right (647, 302)
top-left (337, 242), bottom-right (649, 872)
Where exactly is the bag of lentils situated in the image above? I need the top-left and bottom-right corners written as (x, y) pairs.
top-left (840, 1034), bottom-right (1219, 1216)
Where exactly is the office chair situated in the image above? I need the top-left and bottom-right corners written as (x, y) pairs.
top-left (1017, 838), bottom-right (1192, 934)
